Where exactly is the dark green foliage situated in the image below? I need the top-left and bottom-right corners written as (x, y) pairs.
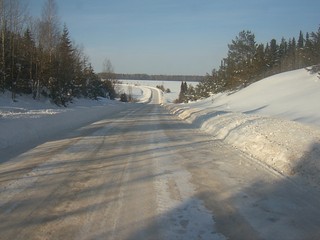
top-left (120, 93), bottom-right (128, 102)
top-left (156, 84), bottom-right (171, 93)
top-left (0, 25), bottom-right (116, 105)
top-left (225, 30), bottom-right (257, 88)
top-left (103, 79), bottom-right (117, 100)
top-left (0, 1), bottom-right (116, 106)
top-left (50, 25), bottom-right (74, 106)
top-left (176, 81), bottom-right (200, 103)
top-left (177, 81), bottom-right (188, 103)
top-left (156, 84), bottom-right (165, 92)
top-left (193, 27), bottom-right (320, 100)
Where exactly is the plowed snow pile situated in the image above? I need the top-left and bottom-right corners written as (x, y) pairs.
top-left (166, 68), bottom-right (320, 188)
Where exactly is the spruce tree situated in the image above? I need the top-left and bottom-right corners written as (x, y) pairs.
top-left (310, 27), bottom-right (320, 64)
top-left (297, 31), bottom-right (305, 68)
top-left (178, 81), bottom-right (188, 103)
top-left (303, 32), bottom-right (313, 66)
top-left (53, 24), bottom-right (74, 106)
top-left (20, 29), bottom-right (36, 94)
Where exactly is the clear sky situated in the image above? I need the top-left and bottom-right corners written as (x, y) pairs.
top-left (29, 0), bottom-right (319, 75)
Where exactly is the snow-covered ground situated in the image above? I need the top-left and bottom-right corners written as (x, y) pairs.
top-left (166, 68), bottom-right (320, 188)
top-left (0, 93), bottom-right (127, 159)
top-left (1, 68), bottom-right (320, 188)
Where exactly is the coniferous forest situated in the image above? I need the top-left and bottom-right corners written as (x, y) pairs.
top-left (178, 28), bottom-right (320, 103)
top-left (0, 0), bottom-right (116, 106)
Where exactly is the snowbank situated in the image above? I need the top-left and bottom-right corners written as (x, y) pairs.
top-left (0, 93), bottom-right (126, 153)
top-left (0, 83), bottom-right (160, 156)
top-left (166, 68), bottom-right (320, 188)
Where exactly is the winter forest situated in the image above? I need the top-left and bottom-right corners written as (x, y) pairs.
top-left (1, 0), bottom-right (320, 106)
top-left (178, 28), bottom-right (320, 103)
top-left (0, 0), bottom-right (116, 106)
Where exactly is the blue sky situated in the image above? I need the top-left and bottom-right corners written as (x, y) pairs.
top-left (29, 0), bottom-right (320, 75)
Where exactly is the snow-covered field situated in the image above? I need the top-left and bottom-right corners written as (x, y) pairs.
top-left (166, 68), bottom-right (320, 188)
top-left (1, 68), bottom-right (320, 188)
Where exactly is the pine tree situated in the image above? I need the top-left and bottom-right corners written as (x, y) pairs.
top-left (265, 39), bottom-right (280, 74)
top-left (252, 43), bottom-right (266, 79)
top-left (226, 30), bottom-right (257, 88)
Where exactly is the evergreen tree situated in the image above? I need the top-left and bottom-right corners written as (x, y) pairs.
top-left (310, 27), bottom-right (320, 64)
top-left (303, 32), bottom-right (313, 66)
top-left (193, 27), bottom-right (320, 99)
top-left (19, 28), bottom-right (36, 94)
top-left (297, 31), bottom-right (305, 68)
top-left (178, 81), bottom-right (188, 103)
top-left (225, 30), bottom-right (257, 88)
top-left (85, 64), bottom-right (104, 100)
top-left (252, 43), bottom-right (267, 78)
top-left (278, 37), bottom-right (288, 71)
top-left (297, 31), bottom-right (304, 49)
top-left (287, 37), bottom-right (297, 69)
top-left (52, 24), bottom-right (74, 106)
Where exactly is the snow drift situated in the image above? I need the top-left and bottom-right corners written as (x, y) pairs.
top-left (166, 68), bottom-right (320, 188)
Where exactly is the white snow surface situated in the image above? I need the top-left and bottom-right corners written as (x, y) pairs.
top-left (166, 68), bottom-right (320, 188)
top-left (0, 93), bottom-right (126, 153)
top-left (1, 68), bottom-right (320, 188)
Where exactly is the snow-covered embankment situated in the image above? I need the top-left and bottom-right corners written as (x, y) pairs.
top-left (166, 68), bottom-right (320, 188)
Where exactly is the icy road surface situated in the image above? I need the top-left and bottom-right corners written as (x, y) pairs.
top-left (1, 89), bottom-right (320, 240)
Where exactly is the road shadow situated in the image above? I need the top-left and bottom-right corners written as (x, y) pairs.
top-left (194, 141), bottom-right (320, 240)
top-left (2, 103), bottom-right (320, 239)
top-left (125, 142), bottom-right (320, 240)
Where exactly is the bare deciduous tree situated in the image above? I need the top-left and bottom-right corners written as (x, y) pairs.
top-left (102, 58), bottom-right (117, 86)
top-left (0, 0), bottom-right (27, 98)
top-left (39, 0), bottom-right (60, 63)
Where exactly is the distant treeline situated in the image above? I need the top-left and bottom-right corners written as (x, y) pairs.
top-left (109, 73), bottom-right (204, 82)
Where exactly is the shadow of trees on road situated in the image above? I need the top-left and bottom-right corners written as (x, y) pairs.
top-left (1, 103), bottom-right (320, 240)
top-left (126, 141), bottom-right (320, 240)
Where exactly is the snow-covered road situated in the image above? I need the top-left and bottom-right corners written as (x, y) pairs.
top-left (0, 97), bottom-right (223, 239)
top-left (1, 88), bottom-right (320, 239)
